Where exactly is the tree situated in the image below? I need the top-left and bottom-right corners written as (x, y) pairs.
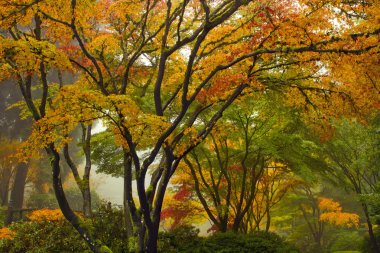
top-left (292, 184), bottom-right (359, 253)
top-left (1, 0), bottom-right (379, 252)
top-left (246, 162), bottom-right (299, 232)
top-left (179, 93), bottom-right (300, 233)
top-left (0, 139), bottom-right (18, 206)
top-left (0, 79), bottom-right (33, 224)
top-left (318, 119), bottom-right (380, 252)
top-left (161, 178), bottom-right (205, 231)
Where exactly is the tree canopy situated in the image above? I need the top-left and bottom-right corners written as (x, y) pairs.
top-left (0, 0), bottom-right (379, 252)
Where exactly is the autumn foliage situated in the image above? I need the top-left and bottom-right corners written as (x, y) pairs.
top-left (0, 227), bottom-right (15, 240)
top-left (319, 198), bottom-right (360, 229)
top-left (26, 208), bottom-right (65, 222)
top-left (0, 0), bottom-right (379, 252)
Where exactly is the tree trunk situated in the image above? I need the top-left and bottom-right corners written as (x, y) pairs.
top-left (82, 124), bottom-right (92, 217)
top-left (123, 152), bottom-right (133, 238)
top-left (219, 216), bottom-right (228, 232)
top-left (82, 186), bottom-right (92, 217)
top-left (232, 215), bottom-right (243, 232)
top-left (9, 162), bottom-right (28, 209)
top-left (314, 231), bottom-right (324, 253)
top-left (220, 223), bottom-right (227, 232)
top-left (146, 225), bottom-right (159, 253)
top-left (265, 209), bottom-right (270, 232)
top-left (5, 163), bottom-right (28, 225)
top-left (137, 225), bottom-right (146, 253)
top-left (47, 145), bottom-right (108, 253)
top-left (145, 154), bottom-right (176, 253)
top-left (0, 166), bottom-right (12, 206)
top-left (362, 202), bottom-right (380, 253)
top-left (123, 186), bottom-right (134, 239)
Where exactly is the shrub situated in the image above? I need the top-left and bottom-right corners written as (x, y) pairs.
top-left (0, 205), bottom-right (131, 253)
top-left (91, 203), bottom-right (129, 253)
top-left (0, 219), bottom-right (89, 253)
top-left (329, 231), bottom-right (363, 252)
top-left (1, 206), bottom-right (299, 253)
top-left (158, 229), bottom-right (298, 253)
top-left (158, 225), bottom-right (201, 252)
top-left (0, 227), bottom-right (15, 240)
top-left (192, 231), bottom-right (299, 253)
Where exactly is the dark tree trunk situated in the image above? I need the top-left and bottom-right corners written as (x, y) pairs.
top-left (146, 226), bottom-right (159, 253)
top-left (232, 215), bottom-right (243, 232)
top-left (5, 163), bottom-right (28, 225)
top-left (265, 209), bottom-right (270, 232)
top-left (9, 163), bottom-right (28, 209)
top-left (47, 145), bottom-right (107, 253)
top-left (362, 202), bottom-right (380, 253)
top-left (0, 166), bottom-right (12, 206)
top-left (219, 219), bottom-right (228, 233)
top-left (123, 152), bottom-right (134, 238)
top-left (82, 124), bottom-right (92, 217)
top-left (145, 154), bottom-right (176, 253)
top-left (82, 186), bottom-right (92, 217)
top-left (123, 185), bottom-right (134, 239)
top-left (137, 225), bottom-right (146, 253)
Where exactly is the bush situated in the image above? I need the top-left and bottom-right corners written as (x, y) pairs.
top-left (0, 207), bottom-right (128, 253)
top-left (158, 229), bottom-right (299, 253)
top-left (191, 231), bottom-right (299, 253)
top-left (329, 231), bottom-right (363, 252)
top-left (0, 219), bottom-right (89, 252)
top-left (1, 207), bottom-right (299, 253)
top-left (158, 225), bottom-right (201, 252)
top-left (92, 202), bottom-right (129, 252)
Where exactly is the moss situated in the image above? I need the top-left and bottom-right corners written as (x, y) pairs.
top-left (128, 236), bottom-right (138, 252)
top-left (78, 179), bottom-right (90, 191)
top-left (100, 245), bottom-right (113, 253)
top-left (146, 184), bottom-right (154, 195)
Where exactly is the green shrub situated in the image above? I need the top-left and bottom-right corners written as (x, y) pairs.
top-left (329, 231), bottom-right (363, 252)
top-left (0, 220), bottom-right (90, 253)
top-left (158, 229), bottom-right (299, 253)
top-left (332, 251), bottom-right (361, 253)
top-left (1, 206), bottom-right (299, 253)
top-left (158, 225), bottom-right (201, 252)
top-left (191, 231), bottom-right (299, 253)
top-left (92, 203), bottom-right (129, 252)
top-left (0, 204), bottom-right (129, 253)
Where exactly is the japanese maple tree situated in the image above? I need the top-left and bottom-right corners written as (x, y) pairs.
top-left (0, 0), bottom-right (378, 252)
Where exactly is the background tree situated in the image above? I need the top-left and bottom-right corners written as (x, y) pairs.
top-left (317, 119), bottom-right (380, 252)
top-left (178, 94), bottom-right (303, 233)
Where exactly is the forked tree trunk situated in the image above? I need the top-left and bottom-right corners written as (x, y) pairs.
top-left (135, 155), bottom-right (176, 253)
